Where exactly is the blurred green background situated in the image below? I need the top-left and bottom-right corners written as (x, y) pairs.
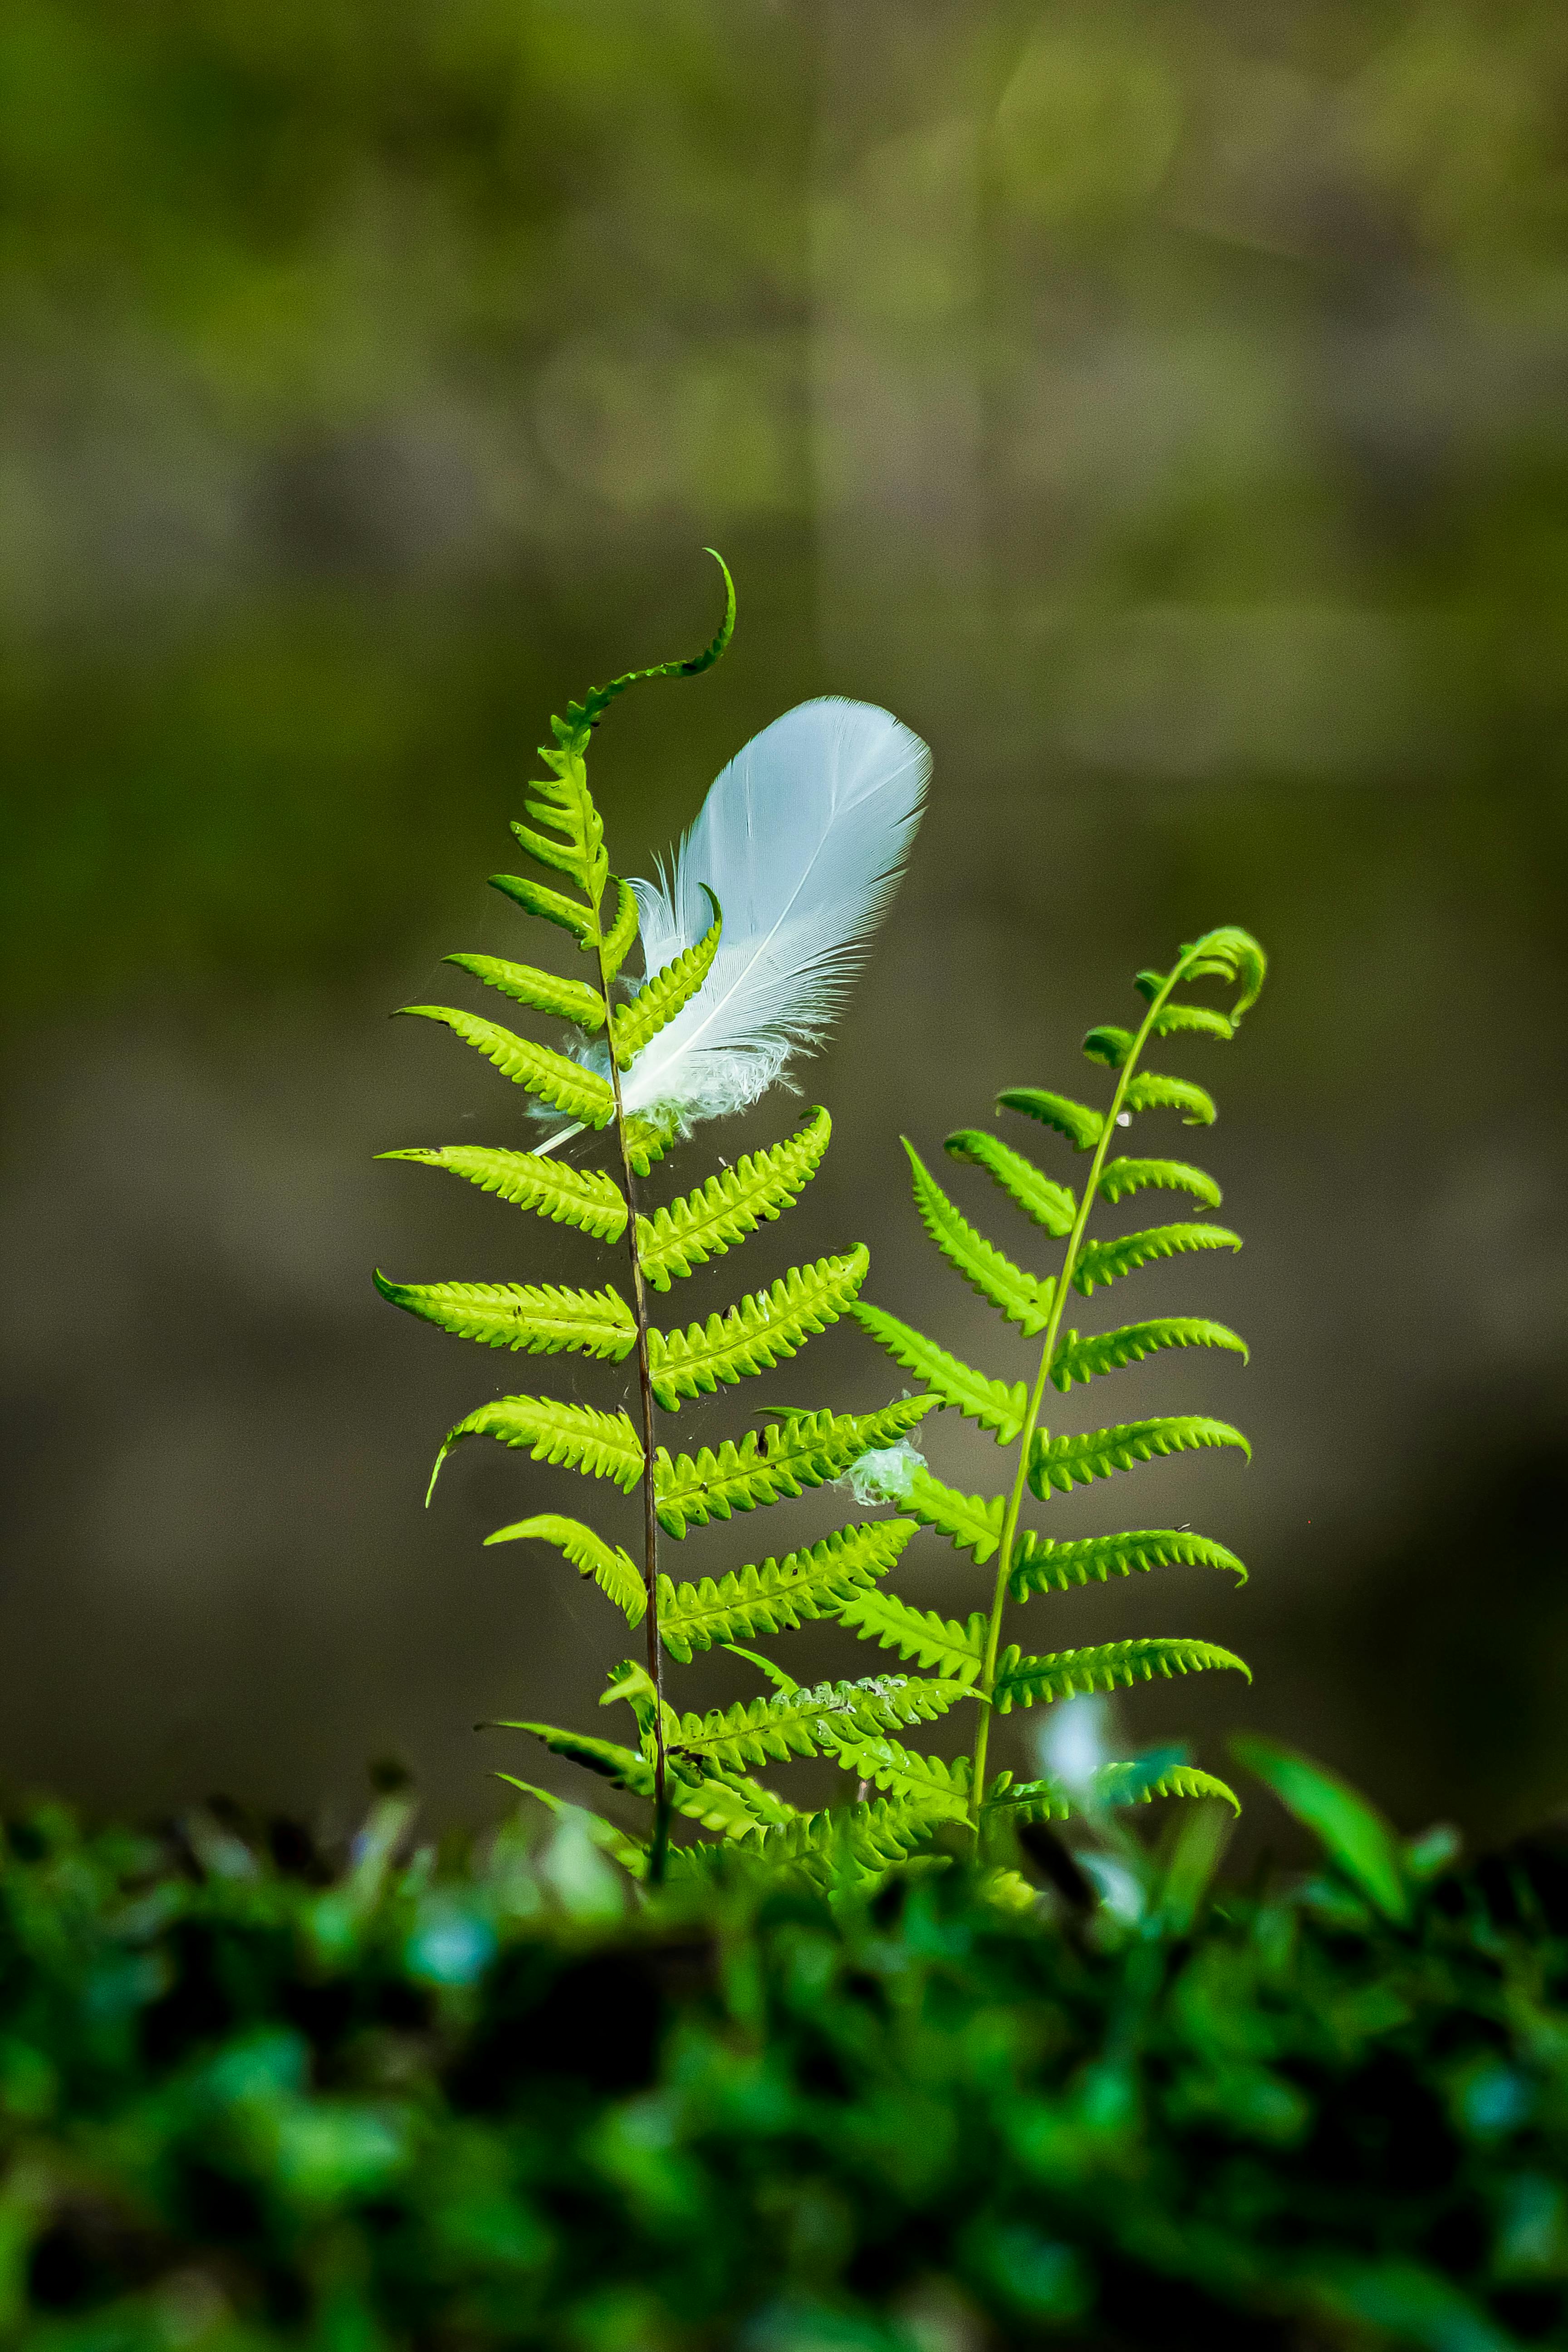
top-left (3, 0), bottom-right (1567, 1852)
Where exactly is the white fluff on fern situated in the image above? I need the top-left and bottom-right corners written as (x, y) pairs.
top-left (618, 697), bottom-right (930, 1132)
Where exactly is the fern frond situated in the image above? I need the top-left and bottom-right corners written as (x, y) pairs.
top-left (658, 1519), bottom-right (916, 1662)
top-left (652, 1395), bottom-right (936, 1536)
top-left (903, 1143), bottom-right (1053, 1335)
top-left (1096, 1759), bottom-right (1241, 1812)
top-left (1152, 1002), bottom-right (1234, 1044)
top-left (482, 1513), bottom-right (646, 1623)
top-left (1073, 1222), bottom-right (1241, 1297)
top-left (516, 728), bottom-right (607, 899)
top-left (992, 1636), bottom-right (1250, 1712)
top-left (600, 880), bottom-right (640, 983)
top-left (611, 897), bottom-right (721, 1068)
top-left (827, 1736), bottom-right (971, 1819)
top-left (903, 1471), bottom-right (1008, 1563)
top-left (395, 1005), bottom-right (614, 1125)
top-left (1098, 1157), bottom-right (1223, 1210)
top-left (1081, 1025), bottom-right (1135, 1070)
top-left (1009, 1527), bottom-right (1247, 1599)
top-left (441, 953), bottom-right (606, 1032)
top-left (490, 1779), bottom-right (652, 1875)
top-left (487, 871), bottom-right (599, 949)
top-left (850, 1303), bottom-right (1025, 1441)
top-left (996, 1087), bottom-right (1104, 1152)
top-left (426, 1395), bottom-right (643, 1500)
top-left (835, 1588), bottom-right (986, 1682)
top-left (559, 549), bottom-right (736, 739)
top-left (495, 1721), bottom-right (792, 1843)
top-left (1178, 924), bottom-right (1267, 1020)
top-left (373, 1271), bottom-right (635, 1360)
top-left (493, 1722), bottom-right (647, 1789)
top-left (1028, 1415), bottom-right (1250, 1499)
top-left (646, 1247), bottom-right (869, 1408)
top-left (747, 1795), bottom-right (941, 1889)
top-left (622, 1113), bottom-right (675, 1178)
top-left (1050, 1317), bottom-right (1249, 1392)
top-left (377, 1146), bottom-right (627, 1242)
top-left (636, 1108), bottom-right (832, 1291)
top-left (667, 1674), bottom-right (972, 1774)
top-left (1123, 1071), bottom-right (1216, 1127)
top-left (943, 1130), bottom-right (1076, 1237)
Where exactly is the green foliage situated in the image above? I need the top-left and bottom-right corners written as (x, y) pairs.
top-left (372, 1272), bottom-right (636, 1358)
top-left (635, 1106), bottom-right (832, 1289)
top-left (378, 1145), bottom-right (628, 1240)
top-left (610, 897), bottom-right (722, 1067)
top-left (651, 1395), bottom-right (935, 1536)
top-left (426, 1395), bottom-right (644, 1499)
top-left (483, 1514), bottom-right (646, 1624)
top-left (644, 1247), bottom-right (869, 1406)
top-left (658, 1520), bottom-right (916, 1662)
top-left (394, 1003), bottom-right (617, 1123)
top-left (847, 926), bottom-right (1264, 1860)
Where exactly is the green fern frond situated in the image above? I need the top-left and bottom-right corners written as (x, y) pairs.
top-left (496, 1719), bottom-right (794, 1841)
top-left (1098, 1157), bottom-right (1223, 1210)
top-left (636, 1108), bottom-right (832, 1291)
top-left (646, 1247), bottom-right (869, 1407)
top-left (514, 726), bottom-right (607, 901)
top-left (492, 1722), bottom-right (647, 1789)
top-left (486, 871), bottom-right (600, 949)
top-left (599, 881), bottom-right (640, 983)
top-left (373, 1271), bottom-right (636, 1360)
top-left (850, 1303), bottom-right (1025, 1441)
top-left (441, 953), bottom-right (606, 1032)
top-left (1123, 1071), bottom-right (1216, 1127)
top-left (1028, 1415), bottom-right (1250, 1499)
top-left (611, 898), bottom-right (722, 1069)
top-left (482, 1513), bottom-right (646, 1623)
top-left (903, 1471), bottom-right (1008, 1563)
top-left (652, 1394), bottom-right (936, 1536)
top-left (979, 1774), bottom-right (1069, 1825)
top-left (1081, 1025), bottom-right (1135, 1069)
top-left (1009, 1527), bottom-right (1247, 1599)
top-left (903, 1143), bottom-right (1054, 1334)
top-left (1151, 1002), bottom-right (1234, 1044)
top-left (622, 1112), bottom-right (675, 1177)
top-left (1179, 924), bottom-right (1267, 1020)
top-left (747, 1794), bottom-right (941, 1888)
top-left (377, 1146), bottom-right (627, 1242)
top-left (835, 1588), bottom-right (986, 1681)
top-left (1073, 1222), bottom-right (1241, 1296)
top-left (992, 1636), bottom-right (1250, 1712)
top-left (666, 1674), bottom-right (971, 1774)
top-left (1050, 1317), bottom-right (1249, 1392)
top-left (658, 1519), bottom-right (916, 1662)
top-left (996, 1087), bottom-right (1104, 1152)
top-left (559, 548), bottom-right (736, 740)
top-left (826, 1736), bottom-right (971, 1819)
top-left (394, 1005), bottom-right (615, 1125)
top-left (426, 1394), bottom-right (643, 1500)
top-left (944, 1130), bottom-right (1076, 1236)
top-left (1097, 1759), bottom-right (1241, 1812)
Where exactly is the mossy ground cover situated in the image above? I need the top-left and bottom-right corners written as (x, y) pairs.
top-left (0, 1782), bottom-right (1565, 2352)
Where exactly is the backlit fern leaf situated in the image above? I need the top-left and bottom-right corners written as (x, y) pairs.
top-left (903, 1471), bottom-right (1008, 1563)
top-left (1029, 1416), bottom-right (1250, 1499)
top-left (851, 1303), bottom-right (1024, 1441)
top-left (746, 1795), bottom-right (947, 1888)
top-left (485, 869), bottom-right (599, 946)
top-left (1009, 1528), bottom-right (1247, 1599)
top-left (1097, 1759), bottom-right (1240, 1812)
top-left (652, 1395), bottom-right (936, 1536)
top-left (636, 1107), bottom-right (832, 1290)
top-left (1073, 1223), bottom-right (1241, 1297)
top-left (944, 1130), bottom-right (1076, 1236)
top-left (646, 1247), bottom-right (869, 1407)
top-left (1151, 1002), bottom-right (1234, 1043)
top-left (1098, 1157), bottom-right (1223, 1209)
top-left (611, 898), bottom-right (722, 1067)
top-left (1123, 1071), bottom-right (1216, 1127)
top-left (378, 1146), bottom-right (627, 1241)
top-left (498, 1722), bottom-right (794, 1840)
top-left (395, 1004), bottom-right (615, 1124)
top-left (481, 1513), bottom-right (646, 1623)
top-left (599, 880), bottom-right (640, 983)
top-left (996, 1087), bottom-right (1104, 1152)
top-left (993, 1636), bottom-right (1250, 1712)
top-left (426, 1395), bottom-right (643, 1500)
top-left (835, 1588), bottom-right (986, 1682)
top-left (827, 1736), bottom-right (971, 1819)
top-left (666, 1675), bottom-right (970, 1773)
top-left (904, 1143), bottom-right (1053, 1334)
top-left (374, 1272), bottom-right (636, 1360)
top-left (1050, 1317), bottom-right (1248, 1391)
top-left (658, 1519), bottom-right (916, 1662)
top-left (441, 952), bottom-right (605, 1031)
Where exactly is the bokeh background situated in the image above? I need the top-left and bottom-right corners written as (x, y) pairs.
top-left (4, 0), bottom-right (1567, 1854)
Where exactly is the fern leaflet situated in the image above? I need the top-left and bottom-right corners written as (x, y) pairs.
top-left (827, 1736), bottom-right (971, 1819)
top-left (658, 1519), bottom-right (916, 1661)
top-left (851, 1302), bottom-right (1025, 1441)
top-left (666, 1676), bottom-right (972, 1773)
top-left (646, 1248), bottom-right (869, 1407)
top-left (611, 898), bottom-right (722, 1067)
top-left (903, 1471), bottom-right (1009, 1563)
top-left (636, 1108), bottom-right (832, 1290)
top-left (378, 1146), bottom-right (627, 1241)
top-left (835, 1588), bottom-right (986, 1681)
top-left (992, 1636), bottom-right (1250, 1712)
top-left (1074, 1223), bottom-right (1241, 1297)
top-left (1152, 1002), bottom-right (1234, 1043)
top-left (486, 871), bottom-right (600, 948)
top-left (426, 1395), bottom-right (644, 1500)
top-left (1123, 1071), bottom-right (1216, 1127)
top-left (1098, 1157), bottom-right (1223, 1209)
top-left (395, 1004), bottom-right (614, 1124)
top-left (482, 1514), bottom-right (646, 1623)
top-left (652, 1395), bottom-right (936, 1536)
top-left (599, 880), bottom-right (640, 982)
top-left (1050, 1317), bottom-right (1248, 1391)
top-left (442, 952), bottom-right (606, 1032)
top-left (1029, 1415), bottom-right (1250, 1498)
top-left (944, 1129), bottom-right (1076, 1235)
top-left (373, 1272), bottom-right (635, 1360)
top-left (996, 1086), bottom-right (1104, 1151)
top-left (1009, 1527), bottom-right (1247, 1598)
top-left (904, 1143), bottom-right (1054, 1334)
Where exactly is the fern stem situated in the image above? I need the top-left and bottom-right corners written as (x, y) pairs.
top-left (598, 948), bottom-right (671, 1880)
top-left (968, 959), bottom-right (1191, 1838)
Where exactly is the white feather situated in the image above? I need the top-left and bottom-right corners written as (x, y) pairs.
top-left (618, 697), bottom-right (929, 1132)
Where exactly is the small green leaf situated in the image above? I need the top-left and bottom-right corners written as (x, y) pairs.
top-left (1179, 925), bottom-right (1267, 1022)
top-left (637, 1108), bottom-right (831, 1289)
top-left (374, 1271), bottom-right (636, 1361)
top-left (426, 1394), bottom-right (643, 1501)
top-left (827, 1737), bottom-right (971, 1821)
top-left (442, 952), bottom-right (606, 1031)
top-left (1082, 1025), bottom-right (1134, 1069)
top-left (378, 1146), bottom-right (626, 1242)
top-left (1074, 1223), bottom-right (1241, 1297)
top-left (1123, 1071), bottom-right (1217, 1127)
top-left (395, 1005), bottom-right (614, 1125)
top-left (483, 1514), bottom-right (646, 1624)
top-left (993, 1636), bottom-right (1249, 1713)
top-left (1028, 1416), bottom-right (1250, 1499)
top-left (1152, 1002), bottom-right (1233, 1044)
top-left (647, 1248), bottom-right (868, 1408)
top-left (1098, 1157), bottom-right (1223, 1210)
top-left (904, 1142), bottom-right (1054, 1334)
top-left (902, 1471), bottom-right (1008, 1563)
top-left (611, 894), bottom-right (721, 1067)
top-left (1232, 1735), bottom-right (1410, 1924)
top-left (488, 871), bottom-right (599, 948)
top-left (1050, 1317), bottom-right (1248, 1392)
top-left (997, 1087), bottom-right (1105, 1152)
top-left (1009, 1527), bottom-right (1247, 1599)
top-left (835, 1588), bottom-right (986, 1682)
top-left (652, 1395), bottom-right (936, 1537)
top-left (599, 880), bottom-right (641, 983)
top-left (944, 1129), bottom-right (1076, 1236)
top-left (851, 1302), bottom-right (1025, 1441)
top-left (658, 1519), bottom-right (916, 1661)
